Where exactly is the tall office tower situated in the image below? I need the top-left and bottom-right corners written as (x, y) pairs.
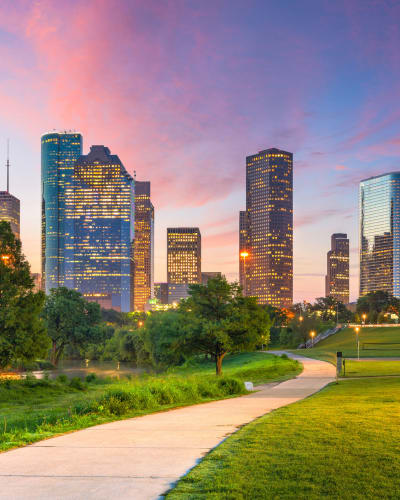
top-left (133, 181), bottom-right (154, 311)
top-left (325, 233), bottom-right (350, 304)
top-left (0, 144), bottom-right (20, 239)
top-left (239, 210), bottom-right (249, 293)
top-left (154, 282), bottom-right (168, 304)
top-left (239, 148), bottom-right (293, 307)
top-left (167, 228), bottom-right (201, 284)
top-left (360, 172), bottom-right (400, 297)
top-left (64, 146), bottom-right (134, 312)
top-left (41, 132), bottom-right (82, 293)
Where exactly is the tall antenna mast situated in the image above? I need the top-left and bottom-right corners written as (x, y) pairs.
top-left (6, 139), bottom-right (10, 192)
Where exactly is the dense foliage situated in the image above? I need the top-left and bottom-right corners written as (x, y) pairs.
top-left (356, 290), bottom-right (400, 323)
top-left (0, 221), bottom-right (49, 368)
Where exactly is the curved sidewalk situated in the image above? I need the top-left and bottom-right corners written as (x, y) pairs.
top-left (0, 353), bottom-right (335, 500)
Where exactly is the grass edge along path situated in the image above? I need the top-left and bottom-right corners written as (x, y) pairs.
top-left (166, 376), bottom-right (400, 500)
top-left (0, 352), bottom-right (301, 453)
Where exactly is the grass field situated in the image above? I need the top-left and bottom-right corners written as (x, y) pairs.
top-left (0, 352), bottom-right (301, 453)
top-left (343, 360), bottom-right (400, 377)
top-left (167, 377), bottom-right (400, 499)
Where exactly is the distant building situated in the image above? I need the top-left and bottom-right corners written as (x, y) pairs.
top-left (201, 272), bottom-right (222, 285)
top-left (31, 273), bottom-right (42, 292)
top-left (325, 233), bottom-right (349, 304)
top-left (64, 145), bottom-right (134, 312)
top-left (133, 181), bottom-right (154, 311)
top-left (167, 227), bottom-right (201, 284)
top-left (0, 192), bottom-right (20, 239)
top-left (0, 145), bottom-right (20, 239)
top-left (239, 148), bottom-right (293, 307)
top-left (360, 172), bottom-right (400, 297)
top-left (41, 132), bottom-right (83, 293)
top-left (167, 283), bottom-right (191, 304)
top-left (154, 282), bottom-right (168, 304)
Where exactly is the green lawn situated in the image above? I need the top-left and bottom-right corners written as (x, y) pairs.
top-left (343, 360), bottom-right (400, 377)
top-left (167, 377), bottom-right (400, 499)
top-left (290, 326), bottom-right (400, 361)
top-left (0, 352), bottom-right (301, 452)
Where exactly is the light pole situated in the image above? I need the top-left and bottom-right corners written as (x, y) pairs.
top-left (354, 326), bottom-right (360, 360)
top-left (310, 330), bottom-right (316, 348)
top-left (240, 251), bottom-right (249, 295)
top-left (362, 313), bottom-right (367, 325)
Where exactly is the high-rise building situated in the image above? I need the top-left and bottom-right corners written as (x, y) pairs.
top-left (133, 181), bottom-right (154, 311)
top-left (360, 172), bottom-right (400, 297)
top-left (201, 271), bottom-right (222, 285)
top-left (325, 233), bottom-right (349, 304)
top-left (167, 283), bottom-right (191, 304)
top-left (31, 273), bottom-right (42, 292)
top-left (239, 148), bottom-right (293, 307)
top-left (41, 132), bottom-right (82, 293)
top-left (0, 192), bottom-right (20, 239)
top-left (167, 228), bottom-right (201, 284)
top-left (64, 145), bottom-right (134, 312)
top-left (0, 143), bottom-right (20, 239)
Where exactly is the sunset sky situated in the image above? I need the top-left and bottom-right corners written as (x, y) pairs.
top-left (1, 0), bottom-right (400, 302)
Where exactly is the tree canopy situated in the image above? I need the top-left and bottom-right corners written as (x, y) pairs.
top-left (42, 287), bottom-right (101, 365)
top-left (0, 221), bottom-right (49, 369)
top-left (178, 277), bottom-right (271, 375)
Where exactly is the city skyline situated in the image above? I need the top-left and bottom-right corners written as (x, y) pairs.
top-left (2, 1), bottom-right (400, 302)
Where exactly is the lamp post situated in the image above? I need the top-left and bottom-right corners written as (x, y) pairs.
top-left (362, 313), bottom-right (367, 325)
top-left (354, 326), bottom-right (360, 360)
top-left (240, 251), bottom-right (249, 295)
top-left (310, 330), bottom-right (316, 348)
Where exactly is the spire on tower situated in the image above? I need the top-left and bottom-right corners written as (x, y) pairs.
top-left (6, 139), bottom-right (10, 192)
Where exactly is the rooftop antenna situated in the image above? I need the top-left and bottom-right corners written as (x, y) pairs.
top-left (134, 170), bottom-right (137, 180)
top-left (6, 139), bottom-right (9, 192)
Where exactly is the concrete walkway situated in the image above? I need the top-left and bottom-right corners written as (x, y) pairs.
top-left (0, 353), bottom-right (335, 500)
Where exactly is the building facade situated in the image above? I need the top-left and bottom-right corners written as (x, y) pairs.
top-left (167, 228), bottom-right (201, 284)
top-left (325, 233), bottom-right (349, 304)
top-left (64, 145), bottom-right (134, 312)
top-left (154, 282), bottom-right (168, 304)
top-left (239, 148), bottom-right (293, 307)
top-left (0, 191), bottom-right (20, 239)
top-left (360, 172), bottom-right (400, 297)
top-left (201, 271), bottom-right (222, 285)
top-left (41, 132), bottom-right (83, 293)
top-left (167, 283), bottom-right (191, 304)
top-left (133, 181), bottom-right (154, 311)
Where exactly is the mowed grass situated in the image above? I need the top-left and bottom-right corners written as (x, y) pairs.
top-left (167, 377), bottom-right (400, 499)
top-left (0, 352), bottom-right (300, 452)
top-left (290, 326), bottom-right (400, 361)
top-left (343, 359), bottom-right (400, 377)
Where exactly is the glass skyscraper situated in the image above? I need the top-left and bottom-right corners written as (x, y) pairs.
top-left (0, 192), bottom-right (20, 239)
top-left (41, 132), bottom-right (82, 293)
top-left (64, 145), bottom-right (134, 312)
top-left (360, 172), bottom-right (400, 297)
top-left (239, 148), bottom-right (293, 307)
top-left (133, 181), bottom-right (154, 311)
top-left (167, 228), bottom-right (201, 284)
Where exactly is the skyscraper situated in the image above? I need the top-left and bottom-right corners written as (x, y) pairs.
top-left (325, 233), bottom-right (349, 304)
top-left (133, 181), bottom-right (154, 311)
top-left (201, 271), bottom-right (222, 285)
top-left (64, 145), bottom-right (134, 312)
top-left (360, 172), bottom-right (400, 297)
top-left (0, 143), bottom-right (20, 239)
top-left (239, 148), bottom-right (293, 307)
top-left (41, 131), bottom-right (82, 293)
top-left (167, 228), bottom-right (201, 284)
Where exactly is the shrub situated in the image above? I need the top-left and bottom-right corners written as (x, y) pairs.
top-left (56, 374), bottom-right (68, 384)
top-left (280, 353), bottom-right (289, 360)
top-left (69, 377), bottom-right (85, 390)
top-left (85, 373), bottom-right (97, 383)
top-left (217, 377), bottom-right (244, 395)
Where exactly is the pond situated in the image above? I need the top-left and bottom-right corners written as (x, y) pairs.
top-left (30, 360), bottom-right (145, 380)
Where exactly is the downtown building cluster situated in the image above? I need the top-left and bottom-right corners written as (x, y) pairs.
top-left (4, 131), bottom-right (400, 310)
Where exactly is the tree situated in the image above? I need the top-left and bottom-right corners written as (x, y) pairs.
top-left (178, 277), bottom-right (271, 375)
top-left (356, 291), bottom-right (400, 323)
top-left (311, 296), bottom-right (353, 323)
top-left (43, 287), bottom-right (101, 365)
top-left (0, 221), bottom-right (49, 368)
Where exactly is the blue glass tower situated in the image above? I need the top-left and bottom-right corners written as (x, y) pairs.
top-left (64, 146), bottom-right (134, 312)
top-left (41, 132), bottom-right (83, 294)
top-left (360, 172), bottom-right (400, 297)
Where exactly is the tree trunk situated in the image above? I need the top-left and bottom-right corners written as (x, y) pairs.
top-left (51, 340), bottom-right (57, 366)
top-left (216, 353), bottom-right (226, 376)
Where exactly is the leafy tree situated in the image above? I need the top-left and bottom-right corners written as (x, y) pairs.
top-left (43, 287), bottom-right (101, 365)
top-left (0, 221), bottom-right (49, 368)
top-left (311, 296), bottom-right (353, 323)
top-left (357, 291), bottom-right (400, 323)
top-left (178, 277), bottom-right (271, 375)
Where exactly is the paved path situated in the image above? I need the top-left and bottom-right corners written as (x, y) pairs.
top-left (0, 353), bottom-right (335, 500)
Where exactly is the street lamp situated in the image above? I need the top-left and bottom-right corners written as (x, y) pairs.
top-left (299, 315), bottom-right (303, 323)
top-left (138, 321), bottom-right (143, 327)
top-left (354, 326), bottom-right (360, 360)
top-left (310, 330), bottom-right (316, 348)
top-left (240, 251), bottom-right (249, 295)
top-left (362, 313), bottom-right (367, 325)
